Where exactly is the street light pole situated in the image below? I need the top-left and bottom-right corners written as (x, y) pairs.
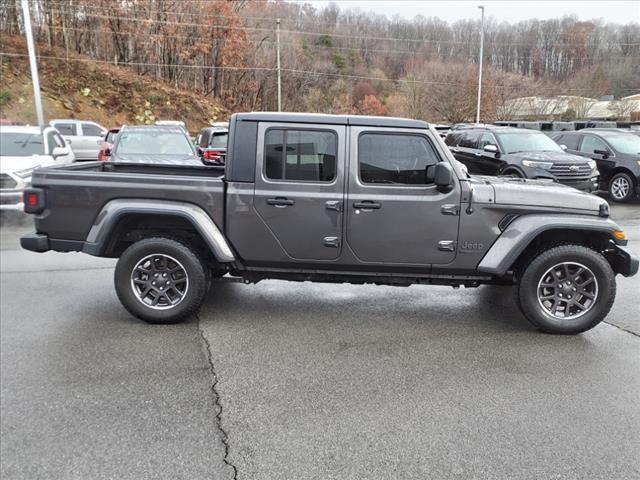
top-left (276, 18), bottom-right (282, 112)
top-left (22, 0), bottom-right (45, 127)
top-left (475, 5), bottom-right (485, 125)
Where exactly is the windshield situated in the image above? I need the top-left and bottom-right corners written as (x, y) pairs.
top-left (0, 132), bottom-right (45, 156)
top-left (115, 131), bottom-right (195, 156)
top-left (495, 132), bottom-right (563, 154)
top-left (209, 132), bottom-right (228, 149)
top-left (600, 133), bottom-right (640, 155)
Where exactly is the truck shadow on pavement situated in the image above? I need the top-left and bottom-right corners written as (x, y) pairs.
top-left (199, 280), bottom-right (537, 334)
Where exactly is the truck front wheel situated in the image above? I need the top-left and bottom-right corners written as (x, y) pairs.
top-left (114, 237), bottom-right (207, 324)
top-left (516, 245), bottom-right (616, 334)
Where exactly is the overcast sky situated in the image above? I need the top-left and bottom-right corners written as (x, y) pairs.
top-left (293, 1), bottom-right (640, 24)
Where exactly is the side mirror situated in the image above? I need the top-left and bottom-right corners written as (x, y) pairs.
top-left (434, 162), bottom-right (454, 191)
top-left (560, 144), bottom-right (567, 151)
top-left (51, 146), bottom-right (70, 158)
top-left (594, 149), bottom-right (609, 159)
top-left (483, 144), bottom-right (498, 153)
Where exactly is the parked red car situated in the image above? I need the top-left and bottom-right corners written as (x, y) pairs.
top-left (98, 128), bottom-right (120, 161)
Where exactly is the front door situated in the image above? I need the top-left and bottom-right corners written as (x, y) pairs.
top-left (253, 123), bottom-right (346, 261)
top-left (346, 127), bottom-right (461, 266)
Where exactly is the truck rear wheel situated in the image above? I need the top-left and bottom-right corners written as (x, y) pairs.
top-left (114, 237), bottom-right (207, 324)
top-left (516, 244), bottom-right (616, 334)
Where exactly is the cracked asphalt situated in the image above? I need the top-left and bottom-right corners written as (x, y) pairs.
top-left (1, 201), bottom-right (639, 480)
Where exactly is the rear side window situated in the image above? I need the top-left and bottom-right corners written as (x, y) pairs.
top-left (81, 123), bottom-right (104, 136)
top-left (264, 129), bottom-right (337, 182)
top-left (358, 133), bottom-right (440, 185)
top-left (459, 132), bottom-right (480, 149)
top-left (54, 123), bottom-right (77, 135)
top-left (209, 132), bottom-right (228, 149)
top-left (444, 132), bottom-right (460, 146)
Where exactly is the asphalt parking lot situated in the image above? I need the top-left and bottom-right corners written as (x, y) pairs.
top-left (1, 200), bottom-right (639, 480)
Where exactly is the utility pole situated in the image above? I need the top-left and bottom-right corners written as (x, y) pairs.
top-left (22, 0), bottom-right (44, 127)
top-left (476, 5), bottom-right (485, 125)
top-left (276, 18), bottom-right (282, 112)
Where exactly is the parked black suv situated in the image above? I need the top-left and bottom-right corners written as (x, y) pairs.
top-left (445, 126), bottom-right (599, 191)
top-left (195, 126), bottom-right (228, 165)
top-left (551, 129), bottom-right (640, 202)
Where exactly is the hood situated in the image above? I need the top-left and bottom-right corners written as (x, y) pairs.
top-left (476, 176), bottom-right (606, 213)
top-left (0, 155), bottom-right (52, 173)
top-left (508, 151), bottom-right (589, 163)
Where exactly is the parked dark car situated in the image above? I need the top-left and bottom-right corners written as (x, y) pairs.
top-left (109, 125), bottom-right (202, 165)
top-left (551, 129), bottom-right (640, 202)
top-left (445, 126), bottom-right (599, 191)
top-left (195, 126), bottom-right (228, 165)
top-left (19, 112), bottom-right (638, 334)
top-left (97, 128), bottom-right (120, 162)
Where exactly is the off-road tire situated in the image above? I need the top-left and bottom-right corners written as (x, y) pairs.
top-left (608, 172), bottom-right (635, 203)
top-left (516, 244), bottom-right (616, 334)
top-left (115, 237), bottom-right (207, 324)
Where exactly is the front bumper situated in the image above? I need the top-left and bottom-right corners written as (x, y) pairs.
top-left (557, 176), bottom-right (599, 193)
top-left (608, 243), bottom-right (639, 277)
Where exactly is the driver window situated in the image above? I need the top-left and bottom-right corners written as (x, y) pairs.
top-left (478, 133), bottom-right (496, 149)
top-left (580, 136), bottom-right (607, 154)
top-left (358, 133), bottom-right (441, 185)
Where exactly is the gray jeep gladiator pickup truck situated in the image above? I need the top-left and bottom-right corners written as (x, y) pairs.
top-left (21, 113), bottom-right (638, 334)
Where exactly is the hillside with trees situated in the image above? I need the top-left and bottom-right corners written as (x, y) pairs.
top-left (1, 0), bottom-right (639, 123)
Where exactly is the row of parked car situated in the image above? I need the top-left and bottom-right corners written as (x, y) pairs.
top-left (1, 115), bottom-right (639, 211)
top-left (0, 119), bottom-right (229, 210)
top-left (443, 125), bottom-right (640, 202)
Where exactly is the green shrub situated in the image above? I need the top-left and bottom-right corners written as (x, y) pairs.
top-left (0, 90), bottom-right (12, 106)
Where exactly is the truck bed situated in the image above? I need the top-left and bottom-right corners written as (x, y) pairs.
top-left (30, 161), bottom-right (226, 242)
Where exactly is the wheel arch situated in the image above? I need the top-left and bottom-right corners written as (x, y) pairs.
top-left (477, 214), bottom-right (623, 276)
top-left (608, 167), bottom-right (638, 186)
top-left (82, 199), bottom-right (235, 262)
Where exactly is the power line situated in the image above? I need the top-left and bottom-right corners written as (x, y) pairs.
top-left (8, 22), bottom-right (637, 62)
top-left (20, 10), bottom-right (640, 47)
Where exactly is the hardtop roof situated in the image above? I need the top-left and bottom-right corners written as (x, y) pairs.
top-left (233, 112), bottom-right (429, 129)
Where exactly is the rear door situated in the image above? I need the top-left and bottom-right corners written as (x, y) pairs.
top-left (456, 131), bottom-right (482, 174)
top-left (346, 127), bottom-right (461, 266)
top-left (78, 122), bottom-right (106, 160)
top-left (253, 122), bottom-right (346, 261)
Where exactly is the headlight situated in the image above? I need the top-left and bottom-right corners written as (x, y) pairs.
top-left (587, 160), bottom-right (597, 169)
top-left (522, 160), bottom-right (553, 170)
top-left (14, 168), bottom-right (35, 178)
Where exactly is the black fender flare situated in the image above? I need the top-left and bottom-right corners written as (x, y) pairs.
top-left (477, 214), bottom-right (624, 275)
top-left (82, 199), bottom-right (235, 262)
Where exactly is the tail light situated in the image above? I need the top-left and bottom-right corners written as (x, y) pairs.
top-left (203, 149), bottom-right (222, 162)
top-left (23, 188), bottom-right (45, 214)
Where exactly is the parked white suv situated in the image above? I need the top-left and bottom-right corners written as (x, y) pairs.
top-left (0, 125), bottom-right (75, 210)
top-left (49, 119), bottom-right (107, 160)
